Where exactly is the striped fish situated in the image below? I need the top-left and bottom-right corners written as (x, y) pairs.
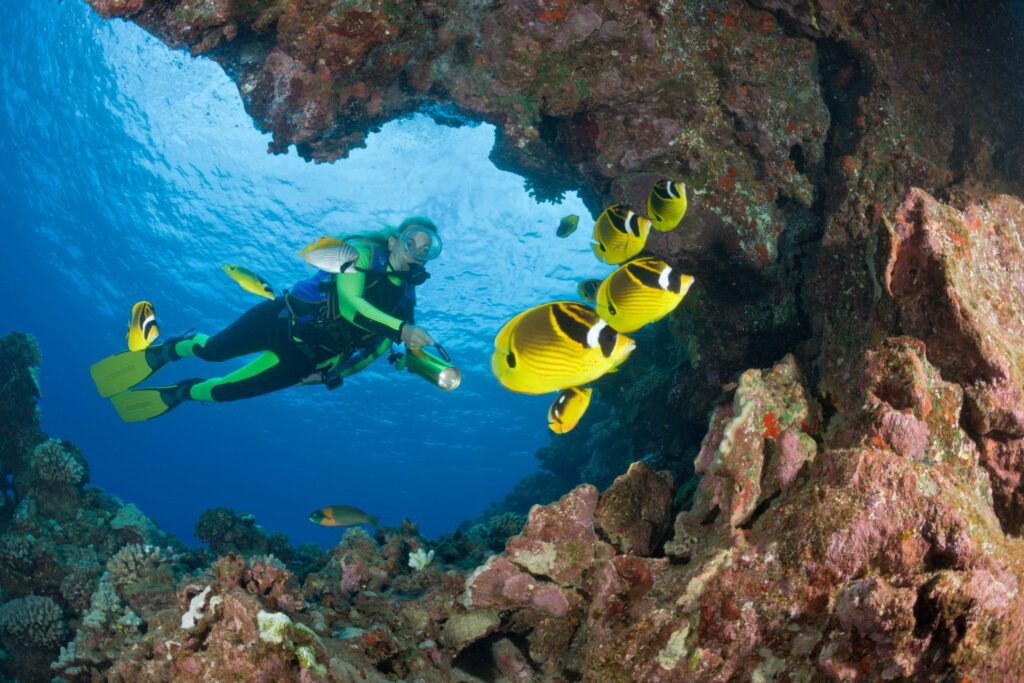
top-left (299, 236), bottom-right (360, 273)
top-left (591, 204), bottom-right (651, 264)
top-left (647, 179), bottom-right (688, 232)
top-left (595, 257), bottom-right (693, 333)
top-left (222, 264), bottom-right (275, 300)
top-left (547, 386), bottom-right (593, 434)
top-left (491, 301), bottom-right (634, 395)
top-left (126, 300), bottom-right (159, 351)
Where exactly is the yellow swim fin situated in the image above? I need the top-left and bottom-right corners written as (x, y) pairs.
top-left (90, 344), bottom-right (176, 398)
top-left (108, 382), bottom-right (195, 423)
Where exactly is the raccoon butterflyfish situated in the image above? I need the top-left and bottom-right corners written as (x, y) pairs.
top-left (591, 204), bottom-right (651, 264)
top-left (126, 300), bottom-right (159, 351)
top-left (308, 505), bottom-right (380, 528)
top-left (577, 279), bottom-right (601, 303)
top-left (299, 236), bottom-right (360, 273)
top-left (222, 264), bottom-right (275, 300)
top-left (556, 214), bottom-right (580, 238)
top-left (491, 301), bottom-right (635, 395)
top-left (647, 179), bottom-right (688, 232)
top-left (595, 257), bottom-right (694, 333)
top-left (547, 386), bottom-right (593, 434)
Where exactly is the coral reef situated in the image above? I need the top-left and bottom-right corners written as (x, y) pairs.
top-left (194, 505), bottom-right (323, 578)
top-left (0, 331), bottom-right (44, 503)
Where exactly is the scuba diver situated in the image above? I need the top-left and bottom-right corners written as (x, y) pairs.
top-left (90, 217), bottom-right (458, 422)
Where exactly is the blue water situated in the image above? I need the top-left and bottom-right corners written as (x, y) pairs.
top-left (0, 0), bottom-right (607, 546)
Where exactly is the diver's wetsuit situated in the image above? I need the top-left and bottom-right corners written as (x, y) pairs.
top-left (174, 239), bottom-right (416, 402)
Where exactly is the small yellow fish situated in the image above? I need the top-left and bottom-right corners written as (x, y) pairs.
top-left (308, 505), bottom-right (380, 528)
top-left (126, 301), bottom-right (159, 351)
top-left (548, 387), bottom-right (592, 434)
top-left (577, 279), bottom-right (601, 303)
top-left (222, 264), bottom-right (275, 300)
top-left (591, 204), bottom-right (651, 264)
top-left (556, 214), bottom-right (580, 238)
top-left (647, 179), bottom-right (688, 232)
top-left (491, 301), bottom-right (635, 395)
top-left (595, 257), bottom-right (694, 333)
top-left (299, 236), bottom-right (361, 273)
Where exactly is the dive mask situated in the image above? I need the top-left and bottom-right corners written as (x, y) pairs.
top-left (399, 225), bottom-right (443, 262)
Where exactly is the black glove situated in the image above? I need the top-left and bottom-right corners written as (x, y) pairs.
top-left (322, 368), bottom-right (344, 390)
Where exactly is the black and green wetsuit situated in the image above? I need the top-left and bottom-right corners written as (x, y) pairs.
top-left (172, 238), bottom-right (417, 402)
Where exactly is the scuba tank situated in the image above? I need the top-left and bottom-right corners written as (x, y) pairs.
top-left (392, 344), bottom-right (461, 391)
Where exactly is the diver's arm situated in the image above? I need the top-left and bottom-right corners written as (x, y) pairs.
top-left (335, 257), bottom-right (405, 341)
top-left (337, 337), bottom-right (392, 379)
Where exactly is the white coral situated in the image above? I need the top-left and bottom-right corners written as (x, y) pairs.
top-left (407, 548), bottom-right (435, 571)
top-left (31, 439), bottom-right (86, 486)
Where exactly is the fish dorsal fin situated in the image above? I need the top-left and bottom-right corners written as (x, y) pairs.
top-left (300, 236), bottom-right (345, 254)
top-left (625, 259), bottom-right (667, 290)
top-left (552, 302), bottom-right (596, 348)
top-left (606, 206), bottom-right (633, 236)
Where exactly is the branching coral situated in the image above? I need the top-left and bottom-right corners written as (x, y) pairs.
top-left (60, 570), bottom-right (101, 614)
top-left (105, 544), bottom-right (178, 591)
top-left (407, 548), bottom-right (435, 571)
top-left (81, 575), bottom-right (123, 629)
top-left (0, 594), bottom-right (65, 650)
top-left (0, 533), bottom-right (36, 572)
top-left (30, 438), bottom-right (88, 487)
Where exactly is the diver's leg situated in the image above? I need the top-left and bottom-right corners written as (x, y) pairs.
top-left (176, 298), bottom-right (288, 362)
top-left (187, 347), bottom-right (314, 403)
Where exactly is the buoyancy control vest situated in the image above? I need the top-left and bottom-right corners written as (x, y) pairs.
top-left (284, 242), bottom-right (417, 358)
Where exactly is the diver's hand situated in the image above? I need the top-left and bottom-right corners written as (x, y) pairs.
top-left (401, 324), bottom-right (434, 352)
top-left (299, 373), bottom-right (323, 386)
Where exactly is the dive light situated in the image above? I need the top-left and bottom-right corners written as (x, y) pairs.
top-left (401, 345), bottom-right (461, 391)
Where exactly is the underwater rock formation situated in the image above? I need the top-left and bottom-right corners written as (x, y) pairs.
top-left (4, 329), bottom-right (1024, 679)
top-left (30, 0), bottom-right (1024, 679)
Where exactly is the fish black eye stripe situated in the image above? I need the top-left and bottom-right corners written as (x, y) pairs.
top-left (625, 261), bottom-right (665, 289)
top-left (551, 303), bottom-right (595, 348)
top-left (597, 324), bottom-right (618, 358)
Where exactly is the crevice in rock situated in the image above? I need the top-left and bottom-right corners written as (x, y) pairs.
top-left (451, 630), bottom-right (524, 679)
top-left (912, 575), bottom-right (967, 671)
top-left (911, 580), bottom-right (939, 640)
top-left (738, 491), bottom-right (781, 531)
top-left (700, 506), bottom-right (720, 526)
top-left (922, 545), bottom-right (957, 573)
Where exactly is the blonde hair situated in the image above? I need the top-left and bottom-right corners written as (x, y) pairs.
top-left (347, 216), bottom-right (438, 246)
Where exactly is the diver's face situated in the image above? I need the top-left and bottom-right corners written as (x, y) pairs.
top-left (388, 235), bottom-right (424, 271)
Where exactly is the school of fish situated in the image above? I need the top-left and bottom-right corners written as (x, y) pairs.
top-left (492, 178), bottom-right (692, 434)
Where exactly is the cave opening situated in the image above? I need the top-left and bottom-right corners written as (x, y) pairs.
top-left (0, 0), bottom-right (620, 548)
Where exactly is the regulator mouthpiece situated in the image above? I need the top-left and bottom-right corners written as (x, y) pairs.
top-left (406, 348), bottom-right (461, 392)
